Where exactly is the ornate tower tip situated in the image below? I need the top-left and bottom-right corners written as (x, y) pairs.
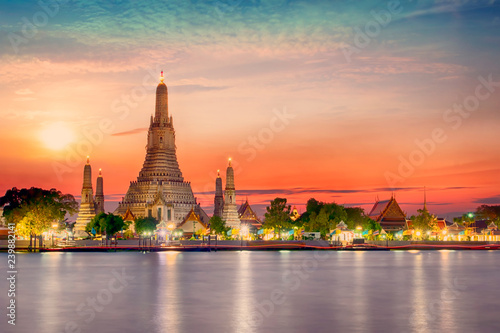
top-left (99, 168), bottom-right (102, 176)
top-left (86, 156), bottom-right (90, 164)
top-left (217, 169), bottom-right (220, 177)
top-left (228, 157), bottom-right (232, 166)
top-left (160, 70), bottom-right (164, 82)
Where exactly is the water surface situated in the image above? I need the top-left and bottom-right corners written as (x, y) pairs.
top-left (1, 250), bottom-right (499, 332)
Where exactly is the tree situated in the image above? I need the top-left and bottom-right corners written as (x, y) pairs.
top-left (454, 213), bottom-right (475, 229)
top-left (345, 207), bottom-right (372, 230)
top-left (306, 208), bottom-right (332, 238)
top-left (208, 215), bottom-right (230, 236)
top-left (86, 213), bottom-right (126, 239)
top-left (362, 219), bottom-right (382, 233)
top-left (410, 208), bottom-right (437, 235)
top-left (263, 198), bottom-right (292, 239)
top-left (0, 187), bottom-right (78, 238)
top-left (134, 216), bottom-right (158, 235)
top-left (475, 205), bottom-right (500, 221)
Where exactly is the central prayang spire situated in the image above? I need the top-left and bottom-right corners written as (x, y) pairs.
top-left (155, 71), bottom-right (168, 123)
top-left (114, 73), bottom-right (208, 226)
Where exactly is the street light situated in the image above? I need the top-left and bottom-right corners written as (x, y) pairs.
top-left (51, 223), bottom-right (58, 247)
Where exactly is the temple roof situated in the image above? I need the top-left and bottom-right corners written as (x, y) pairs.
top-left (488, 221), bottom-right (498, 230)
top-left (471, 219), bottom-right (489, 231)
top-left (123, 207), bottom-right (135, 221)
top-left (368, 197), bottom-right (406, 222)
top-left (238, 200), bottom-right (262, 224)
top-left (178, 207), bottom-right (208, 229)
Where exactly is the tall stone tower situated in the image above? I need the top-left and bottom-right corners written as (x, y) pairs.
top-left (114, 72), bottom-right (205, 225)
top-left (75, 156), bottom-right (96, 234)
top-left (213, 169), bottom-right (224, 217)
top-left (95, 169), bottom-right (104, 215)
top-left (221, 158), bottom-right (241, 229)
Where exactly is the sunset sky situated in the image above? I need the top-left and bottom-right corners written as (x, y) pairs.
top-left (1, 0), bottom-right (499, 220)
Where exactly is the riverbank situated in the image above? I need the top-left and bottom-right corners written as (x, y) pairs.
top-left (2, 239), bottom-right (500, 252)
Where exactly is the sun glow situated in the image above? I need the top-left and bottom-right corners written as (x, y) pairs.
top-left (40, 122), bottom-right (75, 150)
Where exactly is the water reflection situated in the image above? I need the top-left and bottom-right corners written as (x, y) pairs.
top-left (352, 251), bottom-right (368, 331)
top-left (156, 252), bottom-right (181, 332)
top-left (410, 252), bottom-right (429, 333)
top-left (3, 251), bottom-right (500, 333)
top-left (233, 251), bottom-right (254, 333)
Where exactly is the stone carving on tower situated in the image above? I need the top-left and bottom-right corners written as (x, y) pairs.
top-left (74, 156), bottom-right (96, 236)
top-left (221, 158), bottom-right (241, 229)
top-left (114, 72), bottom-right (206, 226)
top-left (213, 169), bottom-right (224, 217)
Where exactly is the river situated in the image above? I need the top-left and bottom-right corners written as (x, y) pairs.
top-left (1, 250), bottom-right (500, 332)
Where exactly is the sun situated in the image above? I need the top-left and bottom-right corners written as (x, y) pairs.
top-left (40, 122), bottom-right (75, 150)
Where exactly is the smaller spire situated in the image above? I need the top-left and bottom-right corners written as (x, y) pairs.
top-left (86, 156), bottom-right (90, 164)
top-left (423, 186), bottom-right (428, 212)
top-left (160, 71), bottom-right (164, 83)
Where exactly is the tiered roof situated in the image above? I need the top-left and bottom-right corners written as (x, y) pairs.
top-left (368, 196), bottom-right (407, 231)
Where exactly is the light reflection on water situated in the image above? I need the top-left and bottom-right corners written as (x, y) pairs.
top-left (1, 251), bottom-right (500, 333)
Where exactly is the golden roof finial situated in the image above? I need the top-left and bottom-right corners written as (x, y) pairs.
top-left (217, 169), bottom-right (220, 177)
top-left (86, 156), bottom-right (90, 164)
top-left (99, 168), bottom-right (102, 176)
top-left (228, 157), bottom-right (232, 167)
top-left (160, 70), bottom-right (164, 83)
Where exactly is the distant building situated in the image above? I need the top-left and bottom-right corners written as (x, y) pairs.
top-left (331, 220), bottom-right (354, 244)
top-left (238, 199), bottom-right (262, 233)
top-left (74, 157), bottom-right (98, 236)
top-left (368, 195), bottom-right (407, 232)
top-left (95, 169), bottom-right (104, 215)
top-left (177, 207), bottom-right (209, 237)
top-left (213, 170), bottom-right (224, 218)
top-left (74, 158), bottom-right (106, 237)
top-left (290, 206), bottom-right (300, 221)
top-left (221, 158), bottom-right (241, 229)
top-left (123, 208), bottom-right (135, 233)
top-left (114, 72), bottom-right (209, 227)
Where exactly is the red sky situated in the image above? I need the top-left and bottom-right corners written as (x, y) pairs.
top-left (1, 0), bottom-right (500, 220)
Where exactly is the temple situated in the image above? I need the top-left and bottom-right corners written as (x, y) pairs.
top-left (114, 72), bottom-right (208, 226)
top-left (95, 169), bottom-right (104, 215)
top-left (368, 195), bottom-right (407, 232)
top-left (74, 157), bottom-right (102, 236)
top-left (221, 158), bottom-right (241, 229)
top-left (238, 199), bottom-right (262, 233)
top-left (213, 170), bottom-right (224, 217)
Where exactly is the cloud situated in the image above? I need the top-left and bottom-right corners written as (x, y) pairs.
top-left (194, 187), bottom-right (366, 196)
top-left (194, 186), bottom-right (475, 197)
top-left (112, 127), bottom-right (148, 137)
top-left (0, 109), bottom-right (48, 120)
top-left (170, 84), bottom-right (229, 94)
top-left (13, 97), bottom-right (37, 102)
top-left (473, 195), bottom-right (500, 205)
top-left (15, 88), bottom-right (34, 95)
